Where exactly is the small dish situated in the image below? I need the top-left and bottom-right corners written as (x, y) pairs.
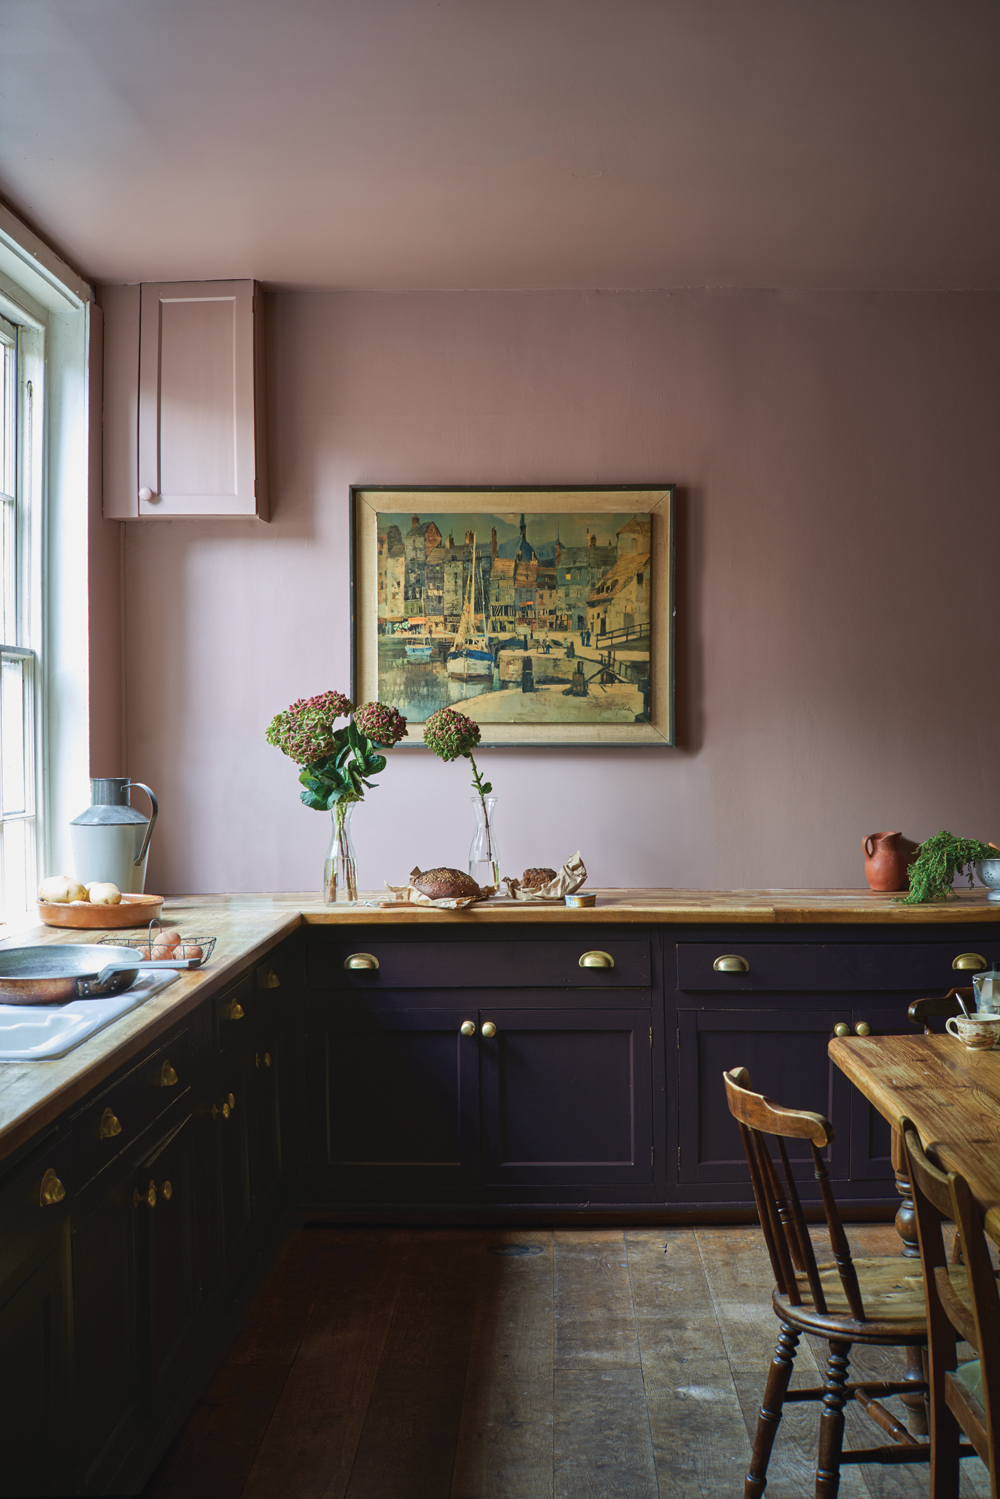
top-left (99, 934), bottom-right (216, 967)
top-left (37, 892), bottom-right (164, 928)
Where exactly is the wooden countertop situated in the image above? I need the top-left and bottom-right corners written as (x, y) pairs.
top-left (1, 887), bottom-right (997, 1169)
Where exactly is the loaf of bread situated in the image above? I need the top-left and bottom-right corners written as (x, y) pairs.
top-left (521, 867), bottom-right (557, 889)
top-left (411, 867), bottom-right (482, 899)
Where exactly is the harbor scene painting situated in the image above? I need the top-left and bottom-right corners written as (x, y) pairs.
top-left (376, 509), bottom-right (652, 725)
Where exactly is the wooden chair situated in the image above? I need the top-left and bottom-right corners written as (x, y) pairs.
top-left (908, 987), bottom-right (974, 1033)
top-left (902, 1119), bottom-right (999, 1496)
top-left (724, 1066), bottom-right (930, 1498)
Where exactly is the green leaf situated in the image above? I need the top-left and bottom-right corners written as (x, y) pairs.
top-left (481, 781), bottom-right (492, 795)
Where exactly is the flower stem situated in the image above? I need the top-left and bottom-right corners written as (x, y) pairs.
top-left (468, 753), bottom-right (493, 863)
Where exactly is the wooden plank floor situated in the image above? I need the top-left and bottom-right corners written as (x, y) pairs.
top-left (143, 1224), bottom-right (992, 1499)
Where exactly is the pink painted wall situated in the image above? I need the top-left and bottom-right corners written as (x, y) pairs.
top-left (119, 289), bottom-right (1000, 895)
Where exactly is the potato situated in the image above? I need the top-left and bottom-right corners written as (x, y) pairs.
top-left (38, 875), bottom-right (88, 904)
top-left (86, 881), bottom-right (122, 906)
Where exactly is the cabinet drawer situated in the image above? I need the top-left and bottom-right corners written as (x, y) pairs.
top-left (308, 937), bottom-right (650, 990)
top-left (675, 940), bottom-right (1000, 993)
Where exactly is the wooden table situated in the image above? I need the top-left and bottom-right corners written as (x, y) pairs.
top-left (829, 1031), bottom-right (1000, 1244)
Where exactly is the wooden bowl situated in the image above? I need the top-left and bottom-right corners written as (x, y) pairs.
top-left (37, 893), bottom-right (164, 929)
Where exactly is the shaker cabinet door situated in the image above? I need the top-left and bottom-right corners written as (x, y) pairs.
top-left (675, 1008), bottom-right (853, 1194)
top-left (303, 1010), bottom-right (481, 1193)
top-left (479, 1008), bottom-right (653, 1187)
top-left (137, 280), bottom-right (266, 519)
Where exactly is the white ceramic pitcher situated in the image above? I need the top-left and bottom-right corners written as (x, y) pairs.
top-left (70, 778), bottom-right (159, 893)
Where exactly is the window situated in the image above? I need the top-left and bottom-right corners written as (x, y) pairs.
top-left (0, 313), bottom-right (36, 917)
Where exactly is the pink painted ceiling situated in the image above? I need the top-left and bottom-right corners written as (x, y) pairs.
top-left (2, 0), bottom-right (998, 290)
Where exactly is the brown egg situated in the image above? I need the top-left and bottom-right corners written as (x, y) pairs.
top-left (180, 943), bottom-right (204, 962)
top-left (136, 946), bottom-right (151, 961)
top-left (156, 928), bottom-right (182, 947)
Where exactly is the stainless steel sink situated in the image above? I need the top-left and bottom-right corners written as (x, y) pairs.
top-left (0, 971), bottom-right (180, 1060)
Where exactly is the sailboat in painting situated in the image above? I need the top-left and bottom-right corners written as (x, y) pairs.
top-left (446, 540), bottom-right (495, 681)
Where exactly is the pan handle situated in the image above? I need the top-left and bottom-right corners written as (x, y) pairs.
top-left (96, 957), bottom-right (202, 987)
top-left (128, 783), bottom-right (158, 867)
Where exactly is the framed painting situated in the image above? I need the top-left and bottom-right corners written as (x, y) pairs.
top-left (351, 485), bottom-right (675, 748)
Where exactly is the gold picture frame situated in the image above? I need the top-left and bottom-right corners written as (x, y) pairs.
top-left (351, 485), bottom-right (675, 748)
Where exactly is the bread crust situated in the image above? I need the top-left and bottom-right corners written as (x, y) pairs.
top-left (412, 867), bottom-right (482, 899)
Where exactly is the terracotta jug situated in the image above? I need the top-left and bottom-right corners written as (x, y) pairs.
top-left (863, 831), bottom-right (920, 892)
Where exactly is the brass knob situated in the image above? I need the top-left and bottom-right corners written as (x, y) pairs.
top-left (99, 1107), bottom-right (122, 1139)
top-left (953, 953), bottom-right (987, 972)
top-left (460, 1021), bottom-right (476, 1037)
top-left (579, 951), bottom-right (614, 969)
top-left (481, 1021), bottom-right (497, 1039)
top-left (133, 1180), bottom-right (157, 1209)
top-left (39, 1168), bottom-right (66, 1207)
top-left (713, 955), bottom-right (750, 973)
top-left (256, 1051), bottom-right (272, 1068)
top-left (226, 1000), bottom-right (246, 1020)
top-left (344, 953), bottom-right (379, 971)
top-left (156, 1061), bottom-right (179, 1088)
top-left (227, 1093), bottom-right (236, 1110)
top-left (212, 1101), bottom-right (231, 1121)
top-left (833, 1023), bottom-right (850, 1037)
top-left (161, 1181), bottom-right (173, 1201)
top-left (855, 1021), bottom-right (871, 1037)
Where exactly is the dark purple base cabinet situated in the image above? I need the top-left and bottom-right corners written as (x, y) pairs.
top-left (667, 927), bottom-right (1000, 1213)
top-left (297, 929), bottom-right (664, 1209)
top-left (297, 922), bottom-right (1000, 1218)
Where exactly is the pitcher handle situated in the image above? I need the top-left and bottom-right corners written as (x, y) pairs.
top-left (864, 835), bottom-right (876, 859)
top-left (128, 782), bottom-right (159, 866)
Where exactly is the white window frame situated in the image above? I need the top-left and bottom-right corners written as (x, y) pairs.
top-left (0, 205), bottom-right (96, 926)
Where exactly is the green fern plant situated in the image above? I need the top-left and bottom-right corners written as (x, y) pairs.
top-left (897, 831), bottom-right (997, 904)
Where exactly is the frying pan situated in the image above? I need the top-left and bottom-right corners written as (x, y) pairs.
top-left (0, 944), bottom-right (206, 1005)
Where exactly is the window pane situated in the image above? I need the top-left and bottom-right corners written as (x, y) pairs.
top-left (1, 816), bottom-right (29, 920)
top-left (2, 655), bottom-right (26, 814)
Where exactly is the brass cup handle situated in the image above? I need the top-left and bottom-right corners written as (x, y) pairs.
top-left (212, 1101), bottom-right (231, 1121)
top-left (99, 1107), bottom-right (122, 1139)
top-left (460, 1021), bottom-right (476, 1037)
top-left (260, 968), bottom-right (281, 988)
top-left (225, 1001), bottom-right (246, 1021)
top-left (39, 1168), bottom-right (66, 1207)
top-left (713, 955), bottom-right (750, 973)
top-left (833, 1023), bottom-right (850, 1037)
top-left (579, 951), bottom-right (614, 969)
top-left (156, 1061), bottom-right (179, 1088)
top-left (345, 953), bottom-right (379, 971)
top-left (481, 1021), bottom-right (498, 1039)
top-left (954, 953), bottom-right (987, 972)
top-left (133, 1180), bottom-right (157, 1209)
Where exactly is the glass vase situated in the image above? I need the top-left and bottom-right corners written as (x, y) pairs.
top-left (469, 795), bottom-right (499, 889)
top-left (324, 802), bottom-right (358, 903)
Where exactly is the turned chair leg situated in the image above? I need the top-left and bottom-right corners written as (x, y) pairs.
top-left (745, 1322), bottom-right (800, 1499)
top-left (815, 1340), bottom-right (852, 1499)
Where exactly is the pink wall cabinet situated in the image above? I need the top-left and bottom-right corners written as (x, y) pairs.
top-left (102, 280), bottom-right (268, 520)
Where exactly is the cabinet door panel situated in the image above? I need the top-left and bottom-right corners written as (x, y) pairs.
top-left (308, 1011), bottom-right (479, 1185)
top-left (848, 1007), bottom-right (921, 1181)
top-left (138, 280), bottom-right (260, 517)
top-left (72, 1184), bottom-right (138, 1487)
top-left (676, 941), bottom-right (1000, 993)
top-left (480, 1009), bottom-right (652, 1186)
top-left (676, 1009), bottom-right (852, 1190)
top-left (135, 1115), bottom-right (198, 1408)
top-left (0, 1247), bottom-right (69, 1498)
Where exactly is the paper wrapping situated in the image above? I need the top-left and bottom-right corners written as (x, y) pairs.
top-left (504, 852), bottom-right (588, 903)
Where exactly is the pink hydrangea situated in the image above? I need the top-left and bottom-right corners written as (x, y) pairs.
top-left (354, 701), bottom-right (408, 747)
top-left (424, 707), bottom-right (481, 762)
top-left (265, 689), bottom-right (354, 765)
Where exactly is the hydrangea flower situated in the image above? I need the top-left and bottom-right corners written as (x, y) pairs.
top-left (354, 702), bottom-right (408, 748)
top-left (265, 689), bottom-right (354, 766)
top-left (423, 708), bottom-right (481, 762)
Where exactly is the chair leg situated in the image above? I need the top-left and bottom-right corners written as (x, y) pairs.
top-left (815, 1340), bottom-right (852, 1499)
top-left (745, 1321), bottom-right (801, 1499)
